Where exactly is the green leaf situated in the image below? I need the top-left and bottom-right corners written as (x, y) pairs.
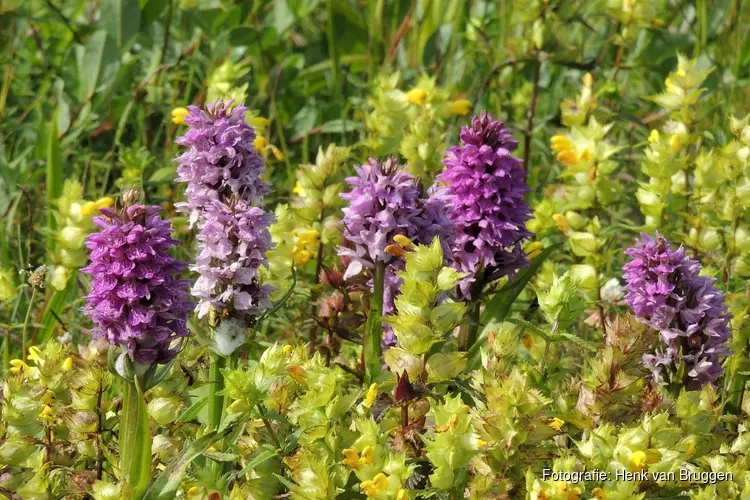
top-left (175, 396), bottom-right (208, 424)
top-left (505, 317), bottom-right (551, 342)
top-left (120, 377), bottom-right (152, 500)
top-left (45, 110), bottom-right (62, 258)
top-left (466, 243), bottom-right (560, 372)
top-left (78, 31), bottom-right (120, 101)
top-left (225, 448), bottom-right (277, 482)
top-left (141, 0), bottom-right (169, 28)
top-left (101, 0), bottom-right (141, 49)
top-left (274, 0), bottom-right (295, 34)
top-left (143, 428), bottom-right (231, 500)
top-left (552, 332), bottom-right (598, 353)
top-left (320, 119), bottom-right (362, 134)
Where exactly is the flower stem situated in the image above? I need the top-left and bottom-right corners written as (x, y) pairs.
top-left (364, 261), bottom-right (386, 384)
top-left (120, 377), bottom-right (151, 500)
top-left (208, 350), bottom-right (226, 477)
top-left (458, 300), bottom-right (481, 351)
top-left (22, 288), bottom-right (38, 362)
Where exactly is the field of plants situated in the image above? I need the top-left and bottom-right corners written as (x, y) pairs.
top-left (1, 0), bottom-right (750, 499)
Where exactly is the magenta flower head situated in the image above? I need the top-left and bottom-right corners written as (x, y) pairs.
top-left (433, 111), bottom-right (533, 297)
top-left (175, 101), bottom-right (269, 227)
top-left (623, 233), bottom-right (732, 388)
top-left (82, 204), bottom-right (191, 365)
top-left (174, 100), bottom-right (275, 328)
top-left (338, 156), bottom-right (454, 281)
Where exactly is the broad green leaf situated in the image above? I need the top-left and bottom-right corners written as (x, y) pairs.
top-left (101, 0), bottom-right (141, 49)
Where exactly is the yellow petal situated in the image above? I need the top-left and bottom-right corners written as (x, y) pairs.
top-left (359, 445), bottom-right (374, 465)
top-left (171, 107), bottom-right (189, 125)
top-left (384, 244), bottom-right (406, 257)
top-left (253, 135), bottom-right (267, 152)
top-left (583, 73), bottom-right (594, 88)
top-left (271, 145), bottom-right (285, 162)
top-left (648, 129), bottom-right (661, 144)
top-left (447, 99), bottom-right (472, 116)
top-left (406, 88), bottom-right (427, 104)
top-left (550, 135), bottom-right (574, 152)
top-left (556, 150), bottom-right (579, 166)
top-left (669, 134), bottom-right (681, 153)
top-left (62, 357), bottom-right (74, 372)
top-left (525, 241), bottom-right (544, 259)
top-left (251, 117), bottom-right (270, 128)
top-left (342, 448), bottom-right (360, 469)
top-left (293, 249), bottom-right (314, 266)
top-left (552, 214), bottom-right (570, 234)
top-left (365, 383), bottom-right (379, 406)
top-left (393, 235), bottom-right (415, 250)
top-left (39, 405), bottom-right (54, 420)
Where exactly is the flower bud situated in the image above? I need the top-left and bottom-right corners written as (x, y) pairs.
top-left (148, 397), bottom-right (184, 425)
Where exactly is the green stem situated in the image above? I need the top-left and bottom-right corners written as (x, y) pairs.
top-left (208, 351), bottom-right (226, 477)
top-left (459, 300), bottom-right (481, 351)
top-left (208, 351), bottom-right (226, 431)
top-left (120, 377), bottom-right (151, 500)
top-left (364, 261), bottom-right (386, 384)
top-left (22, 288), bottom-right (38, 362)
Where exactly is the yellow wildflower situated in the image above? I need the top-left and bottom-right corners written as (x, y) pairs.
top-left (687, 441), bottom-right (696, 455)
top-left (365, 383), bottom-right (379, 407)
top-left (648, 129), bottom-right (661, 144)
top-left (525, 241), bottom-right (544, 258)
top-left (292, 181), bottom-right (306, 196)
top-left (548, 417), bottom-right (564, 431)
top-left (393, 235), bottom-right (415, 250)
top-left (82, 197), bottom-right (115, 217)
top-left (447, 99), bottom-right (472, 116)
top-left (251, 117), bottom-right (270, 128)
top-left (296, 229), bottom-right (320, 248)
top-left (556, 150), bottom-right (580, 166)
top-left (550, 135), bottom-right (574, 152)
top-left (360, 473), bottom-right (388, 497)
top-left (27, 346), bottom-right (43, 364)
top-left (41, 389), bottom-right (56, 405)
top-left (592, 487), bottom-right (606, 499)
top-left (282, 344), bottom-right (293, 356)
top-left (629, 450), bottom-right (647, 471)
top-left (406, 88), bottom-right (427, 105)
top-left (287, 364), bottom-right (307, 384)
top-left (583, 73), bottom-right (594, 88)
top-left (39, 405), bottom-right (54, 421)
top-left (397, 489), bottom-right (408, 500)
top-left (293, 250), bottom-right (313, 266)
top-left (384, 245), bottom-right (406, 257)
top-left (62, 357), bottom-right (74, 371)
top-left (271, 145), bottom-right (285, 162)
top-left (253, 135), bottom-right (267, 152)
top-left (359, 445), bottom-right (375, 465)
top-left (9, 359), bottom-right (29, 374)
top-left (669, 134), bottom-right (681, 153)
top-left (437, 413), bottom-right (459, 432)
top-left (342, 448), bottom-right (359, 469)
top-left (552, 214), bottom-right (570, 234)
top-left (171, 107), bottom-right (189, 125)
